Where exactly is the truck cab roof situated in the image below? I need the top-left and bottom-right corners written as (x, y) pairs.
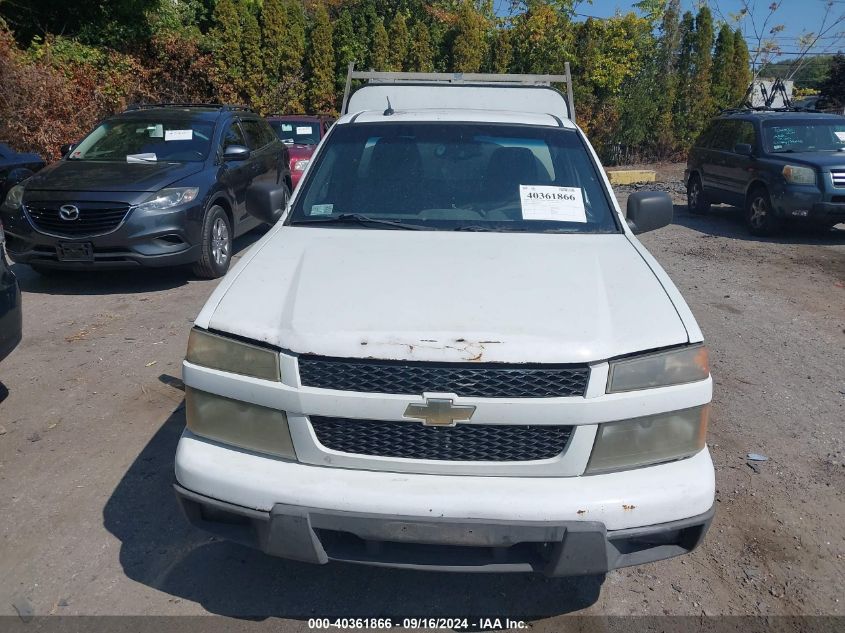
top-left (338, 109), bottom-right (574, 128)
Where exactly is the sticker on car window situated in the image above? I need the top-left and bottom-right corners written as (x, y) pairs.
top-left (310, 204), bottom-right (334, 216)
top-left (165, 129), bottom-right (193, 141)
top-left (297, 126), bottom-right (314, 135)
top-left (835, 131), bottom-right (845, 142)
top-left (281, 124), bottom-right (293, 131)
top-left (519, 185), bottom-right (587, 223)
top-left (148, 124), bottom-right (164, 138)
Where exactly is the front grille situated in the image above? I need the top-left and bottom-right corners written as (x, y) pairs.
top-left (832, 170), bottom-right (845, 189)
top-left (310, 416), bottom-right (573, 461)
top-left (25, 202), bottom-right (131, 237)
top-left (298, 357), bottom-right (590, 398)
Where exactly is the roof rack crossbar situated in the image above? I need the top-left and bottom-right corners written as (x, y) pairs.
top-left (125, 103), bottom-right (253, 112)
top-left (341, 62), bottom-right (575, 119)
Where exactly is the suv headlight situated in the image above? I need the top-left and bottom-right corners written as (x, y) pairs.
top-left (782, 165), bottom-right (816, 185)
top-left (185, 387), bottom-right (296, 459)
top-left (186, 328), bottom-right (280, 381)
top-left (135, 187), bottom-right (199, 212)
top-left (585, 405), bottom-right (709, 474)
top-left (607, 345), bottom-right (709, 393)
top-left (2, 184), bottom-right (24, 209)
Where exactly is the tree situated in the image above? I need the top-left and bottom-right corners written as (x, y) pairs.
top-left (819, 53), bottom-right (845, 104)
top-left (386, 12), bottom-right (410, 71)
top-left (689, 5), bottom-right (715, 138)
top-left (371, 17), bottom-right (389, 70)
top-left (511, 4), bottom-right (569, 75)
top-left (210, 0), bottom-right (244, 95)
top-left (451, 0), bottom-right (487, 73)
top-left (492, 27), bottom-right (512, 74)
top-left (262, 0), bottom-right (289, 112)
top-left (407, 20), bottom-right (435, 72)
top-left (673, 11), bottom-right (696, 147)
top-left (654, 0), bottom-right (681, 156)
top-left (273, 0), bottom-right (307, 112)
top-left (240, 6), bottom-right (263, 107)
top-left (712, 24), bottom-right (736, 111)
top-left (730, 29), bottom-right (752, 106)
top-left (333, 9), bottom-right (358, 94)
top-left (305, 3), bottom-right (335, 113)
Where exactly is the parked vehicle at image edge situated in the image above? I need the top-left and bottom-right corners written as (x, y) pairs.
top-left (266, 115), bottom-right (334, 190)
top-left (0, 104), bottom-right (291, 278)
top-left (686, 109), bottom-right (845, 236)
top-left (174, 67), bottom-right (715, 577)
top-left (0, 143), bottom-right (45, 201)
top-left (0, 220), bottom-right (22, 364)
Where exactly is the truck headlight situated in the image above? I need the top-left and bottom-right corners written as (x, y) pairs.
top-left (782, 165), bottom-right (815, 185)
top-left (185, 387), bottom-right (296, 459)
top-left (186, 328), bottom-right (280, 381)
top-left (2, 184), bottom-right (24, 209)
top-left (585, 405), bottom-right (709, 474)
top-left (135, 187), bottom-right (199, 212)
top-left (607, 345), bottom-right (709, 393)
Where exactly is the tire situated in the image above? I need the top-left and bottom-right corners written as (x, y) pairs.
top-left (192, 205), bottom-right (233, 279)
top-left (745, 187), bottom-right (781, 236)
top-left (686, 175), bottom-right (710, 214)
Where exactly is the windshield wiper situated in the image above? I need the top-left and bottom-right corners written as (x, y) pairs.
top-left (452, 225), bottom-right (527, 232)
top-left (291, 213), bottom-right (424, 230)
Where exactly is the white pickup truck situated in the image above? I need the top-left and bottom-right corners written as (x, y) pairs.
top-left (174, 69), bottom-right (714, 576)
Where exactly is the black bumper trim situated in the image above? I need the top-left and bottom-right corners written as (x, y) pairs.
top-left (173, 484), bottom-right (714, 576)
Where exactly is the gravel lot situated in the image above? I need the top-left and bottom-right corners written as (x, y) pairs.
top-left (0, 168), bottom-right (843, 626)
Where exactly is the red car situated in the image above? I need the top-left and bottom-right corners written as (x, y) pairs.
top-left (266, 115), bottom-right (334, 190)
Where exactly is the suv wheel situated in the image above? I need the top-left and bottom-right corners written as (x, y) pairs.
top-left (192, 205), bottom-right (232, 279)
top-left (745, 187), bottom-right (781, 236)
top-left (686, 175), bottom-right (710, 214)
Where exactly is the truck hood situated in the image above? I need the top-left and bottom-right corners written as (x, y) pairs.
top-left (22, 160), bottom-right (203, 193)
top-left (202, 228), bottom-right (689, 364)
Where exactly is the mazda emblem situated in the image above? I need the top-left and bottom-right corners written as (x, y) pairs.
top-left (59, 204), bottom-right (80, 221)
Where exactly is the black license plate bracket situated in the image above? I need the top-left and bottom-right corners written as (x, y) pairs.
top-left (57, 242), bottom-right (94, 262)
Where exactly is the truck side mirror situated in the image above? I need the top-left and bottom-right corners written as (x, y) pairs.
top-left (626, 191), bottom-right (673, 234)
top-left (246, 182), bottom-right (289, 225)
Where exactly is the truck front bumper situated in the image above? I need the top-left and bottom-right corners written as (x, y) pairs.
top-left (174, 433), bottom-right (715, 575)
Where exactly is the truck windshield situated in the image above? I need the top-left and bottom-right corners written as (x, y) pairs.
top-left (763, 119), bottom-right (845, 153)
top-left (289, 122), bottom-right (619, 233)
top-left (68, 118), bottom-right (214, 163)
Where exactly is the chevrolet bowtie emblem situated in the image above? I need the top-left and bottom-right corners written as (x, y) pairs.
top-left (404, 397), bottom-right (476, 427)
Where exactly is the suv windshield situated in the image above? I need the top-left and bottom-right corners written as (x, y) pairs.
top-left (270, 120), bottom-right (320, 145)
top-left (290, 122), bottom-right (618, 233)
top-left (763, 119), bottom-right (845, 153)
top-left (69, 118), bottom-right (215, 162)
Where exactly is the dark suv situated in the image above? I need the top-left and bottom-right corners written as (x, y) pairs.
top-left (686, 110), bottom-right (845, 235)
top-left (0, 104), bottom-right (291, 278)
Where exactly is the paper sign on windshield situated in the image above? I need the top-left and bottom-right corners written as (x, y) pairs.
top-left (296, 126), bottom-right (314, 135)
top-left (165, 129), bottom-right (193, 141)
top-left (835, 131), bottom-right (845, 142)
top-left (519, 185), bottom-right (587, 223)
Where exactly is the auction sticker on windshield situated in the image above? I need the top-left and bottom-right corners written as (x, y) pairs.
top-left (165, 129), bottom-right (193, 141)
top-left (519, 185), bottom-right (587, 223)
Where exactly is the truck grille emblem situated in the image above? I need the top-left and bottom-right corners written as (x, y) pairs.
top-left (403, 397), bottom-right (476, 427)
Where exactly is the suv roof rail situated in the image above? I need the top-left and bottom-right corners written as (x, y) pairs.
top-left (720, 105), bottom-right (822, 115)
top-left (124, 103), bottom-right (253, 113)
top-left (341, 62), bottom-right (576, 119)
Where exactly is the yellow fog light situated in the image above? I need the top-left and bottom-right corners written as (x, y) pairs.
top-left (585, 405), bottom-right (709, 474)
top-left (185, 387), bottom-right (296, 460)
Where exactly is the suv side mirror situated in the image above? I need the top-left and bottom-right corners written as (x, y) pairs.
top-left (245, 182), bottom-right (289, 225)
top-left (223, 144), bottom-right (251, 161)
top-left (626, 191), bottom-right (673, 234)
top-left (60, 143), bottom-right (75, 157)
top-left (734, 143), bottom-right (753, 156)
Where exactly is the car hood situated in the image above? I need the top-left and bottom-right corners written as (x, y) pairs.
top-left (769, 151), bottom-right (845, 168)
top-left (22, 160), bottom-right (204, 193)
top-left (200, 228), bottom-right (690, 364)
top-left (286, 145), bottom-right (316, 161)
